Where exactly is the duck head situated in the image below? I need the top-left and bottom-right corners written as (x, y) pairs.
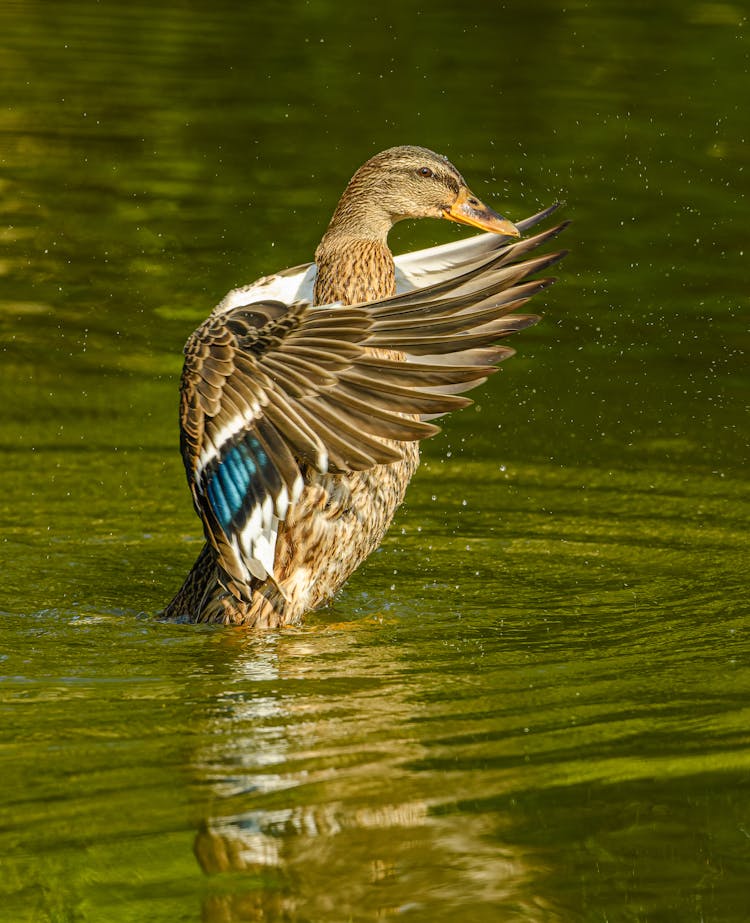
top-left (321, 145), bottom-right (520, 242)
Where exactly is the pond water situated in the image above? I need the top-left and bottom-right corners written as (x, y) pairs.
top-left (1, 1), bottom-right (748, 921)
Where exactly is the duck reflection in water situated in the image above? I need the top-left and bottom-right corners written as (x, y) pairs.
top-left (164, 146), bottom-right (567, 627)
top-left (190, 630), bottom-right (563, 922)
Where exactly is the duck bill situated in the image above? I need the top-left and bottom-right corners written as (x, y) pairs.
top-left (443, 188), bottom-right (520, 236)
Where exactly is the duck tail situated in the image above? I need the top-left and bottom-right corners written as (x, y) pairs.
top-left (198, 580), bottom-right (290, 629)
top-left (161, 543), bottom-right (215, 623)
top-left (161, 543), bottom-right (291, 628)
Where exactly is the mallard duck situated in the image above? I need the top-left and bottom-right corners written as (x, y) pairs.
top-left (163, 145), bottom-right (567, 627)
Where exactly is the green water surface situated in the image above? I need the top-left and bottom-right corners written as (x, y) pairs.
top-left (1, 1), bottom-right (748, 921)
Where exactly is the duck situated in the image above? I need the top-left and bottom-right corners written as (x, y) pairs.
top-left (163, 145), bottom-right (568, 627)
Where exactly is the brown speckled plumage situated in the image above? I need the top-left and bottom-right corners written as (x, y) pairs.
top-left (163, 146), bottom-right (567, 627)
top-left (314, 239), bottom-right (396, 306)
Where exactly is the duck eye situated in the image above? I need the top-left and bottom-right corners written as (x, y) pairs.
top-left (417, 167), bottom-right (434, 178)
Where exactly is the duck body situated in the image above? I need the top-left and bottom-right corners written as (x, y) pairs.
top-left (163, 147), bottom-right (567, 627)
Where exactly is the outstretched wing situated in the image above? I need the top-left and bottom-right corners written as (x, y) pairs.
top-left (180, 214), bottom-right (569, 601)
top-left (394, 202), bottom-right (564, 290)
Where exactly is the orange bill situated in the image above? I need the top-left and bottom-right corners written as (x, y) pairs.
top-left (443, 188), bottom-right (520, 236)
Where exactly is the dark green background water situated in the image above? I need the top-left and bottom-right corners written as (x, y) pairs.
top-left (1, 1), bottom-right (748, 921)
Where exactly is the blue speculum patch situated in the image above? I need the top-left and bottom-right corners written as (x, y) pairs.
top-left (222, 447), bottom-right (252, 494)
top-left (248, 437), bottom-right (268, 469)
top-left (206, 440), bottom-right (268, 533)
top-left (207, 475), bottom-right (233, 531)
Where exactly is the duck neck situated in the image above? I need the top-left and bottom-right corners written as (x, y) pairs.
top-left (313, 194), bottom-right (396, 306)
top-left (314, 237), bottom-right (396, 307)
